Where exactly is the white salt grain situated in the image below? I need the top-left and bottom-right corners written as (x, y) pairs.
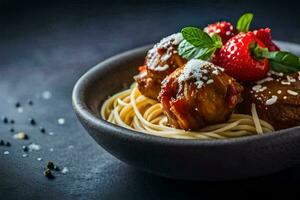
top-left (58, 118), bottom-right (65, 125)
top-left (17, 107), bottom-right (24, 113)
top-left (28, 143), bottom-right (41, 151)
top-left (42, 91), bottom-right (52, 99)
top-left (62, 167), bottom-right (69, 174)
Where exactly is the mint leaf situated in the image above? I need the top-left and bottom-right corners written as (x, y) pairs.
top-left (236, 13), bottom-right (253, 32)
top-left (179, 27), bottom-right (222, 60)
top-left (211, 34), bottom-right (222, 48)
top-left (178, 40), bottom-right (216, 60)
top-left (200, 47), bottom-right (217, 60)
top-left (181, 27), bottom-right (214, 48)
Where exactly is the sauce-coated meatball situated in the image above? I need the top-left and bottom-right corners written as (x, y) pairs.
top-left (159, 59), bottom-right (243, 130)
top-left (238, 72), bottom-right (300, 130)
top-left (134, 33), bottom-right (187, 99)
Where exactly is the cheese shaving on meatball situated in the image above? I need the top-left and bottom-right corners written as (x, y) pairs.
top-left (146, 33), bottom-right (183, 71)
top-left (178, 59), bottom-right (224, 89)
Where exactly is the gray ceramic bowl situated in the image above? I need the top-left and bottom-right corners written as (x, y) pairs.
top-left (72, 41), bottom-right (300, 181)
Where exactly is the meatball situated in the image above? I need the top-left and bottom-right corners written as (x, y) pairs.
top-left (238, 72), bottom-right (300, 130)
top-left (134, 67), bottom-right (161, 99)
top-left (159, 59), bottom-right (243, 131)
top-left (134, 33), bottom-right (187, 99)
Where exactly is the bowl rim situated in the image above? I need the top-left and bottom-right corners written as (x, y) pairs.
top-left (72, 41), bottom-right (300, 147)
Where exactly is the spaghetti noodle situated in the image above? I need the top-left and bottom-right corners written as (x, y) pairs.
top-left (101, 84), bottom-right (274, 139)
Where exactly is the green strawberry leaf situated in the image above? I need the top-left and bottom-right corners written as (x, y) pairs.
top-left (263, 51), bottom-right (300, 67)
top-left (269, 60), bottom-right (299, 74)
top-left (251, 42), bottom-right (300, 74)
top-left (236, 13), bottom-right (253, 32)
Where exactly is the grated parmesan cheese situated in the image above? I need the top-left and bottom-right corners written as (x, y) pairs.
top-left (207, 79), bottom-right (214, 84)
top-left (178, 59), bottom-right (223, 89)
top-left (287, 75), bottom-right (296, 83)
top-left (287, 90), bottom-right (298, 96)
top-left (252, 85), bottom-right (262, 91)
top-left (155, 64), bottom-right (169, 71)
top-left (265, 95), bottom-right (278, 105)
top-left (256, 77), bottom-right (274, 85)
top-left (146, 33), bottom-right (183, 71)
top-left (270, 71), bottom-right (284, 77)
top-left (281, 80), bottom-right (291, 85)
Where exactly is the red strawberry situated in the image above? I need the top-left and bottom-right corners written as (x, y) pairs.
top-left (253, 28), bottom-right (280, 51)
top-left (204, 21), bottom-right (237, 43)
top-left (212, 32), bottom-right (269, 81)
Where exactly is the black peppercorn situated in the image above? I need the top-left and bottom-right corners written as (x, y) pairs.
top-left (0, 140), bottom-right (4, 145)
top-left (6, 142), bottom-right (11, 147)
top-left (22, 145), bottom-right (28, 152)
top-left (47, 161), bottom-right (55, 170)
top-left (10, 128), bottom-right (15, 132)
top-left (10, 119), bottom-right (15, 124)
top-left (40, 127), bottom-right (46, 133)
top-left (54, 166), bottom-right (59, 171)
top-left (15, 102), bottom-right (21, 108)
top-left (2, 117), bottom-right (8, 124)
top-left (28, 100), bottom-right (33, 106)
top-left (29, 118), bottom-right (36, 125)
top-left (44, 169), bottom-right (54, 179)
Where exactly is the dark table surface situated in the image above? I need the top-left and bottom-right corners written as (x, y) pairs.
top-left (1, 1), bottom-right (300, 199)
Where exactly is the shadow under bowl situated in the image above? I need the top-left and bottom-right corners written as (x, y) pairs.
top-left (72, 42), bottom-right (300, 181)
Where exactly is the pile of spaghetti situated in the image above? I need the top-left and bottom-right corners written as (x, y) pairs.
top-left (101, 84), bottom-right (274, 139)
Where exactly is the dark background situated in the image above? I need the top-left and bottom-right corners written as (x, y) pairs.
top-left (1, 0), bottom-right (300, 199)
